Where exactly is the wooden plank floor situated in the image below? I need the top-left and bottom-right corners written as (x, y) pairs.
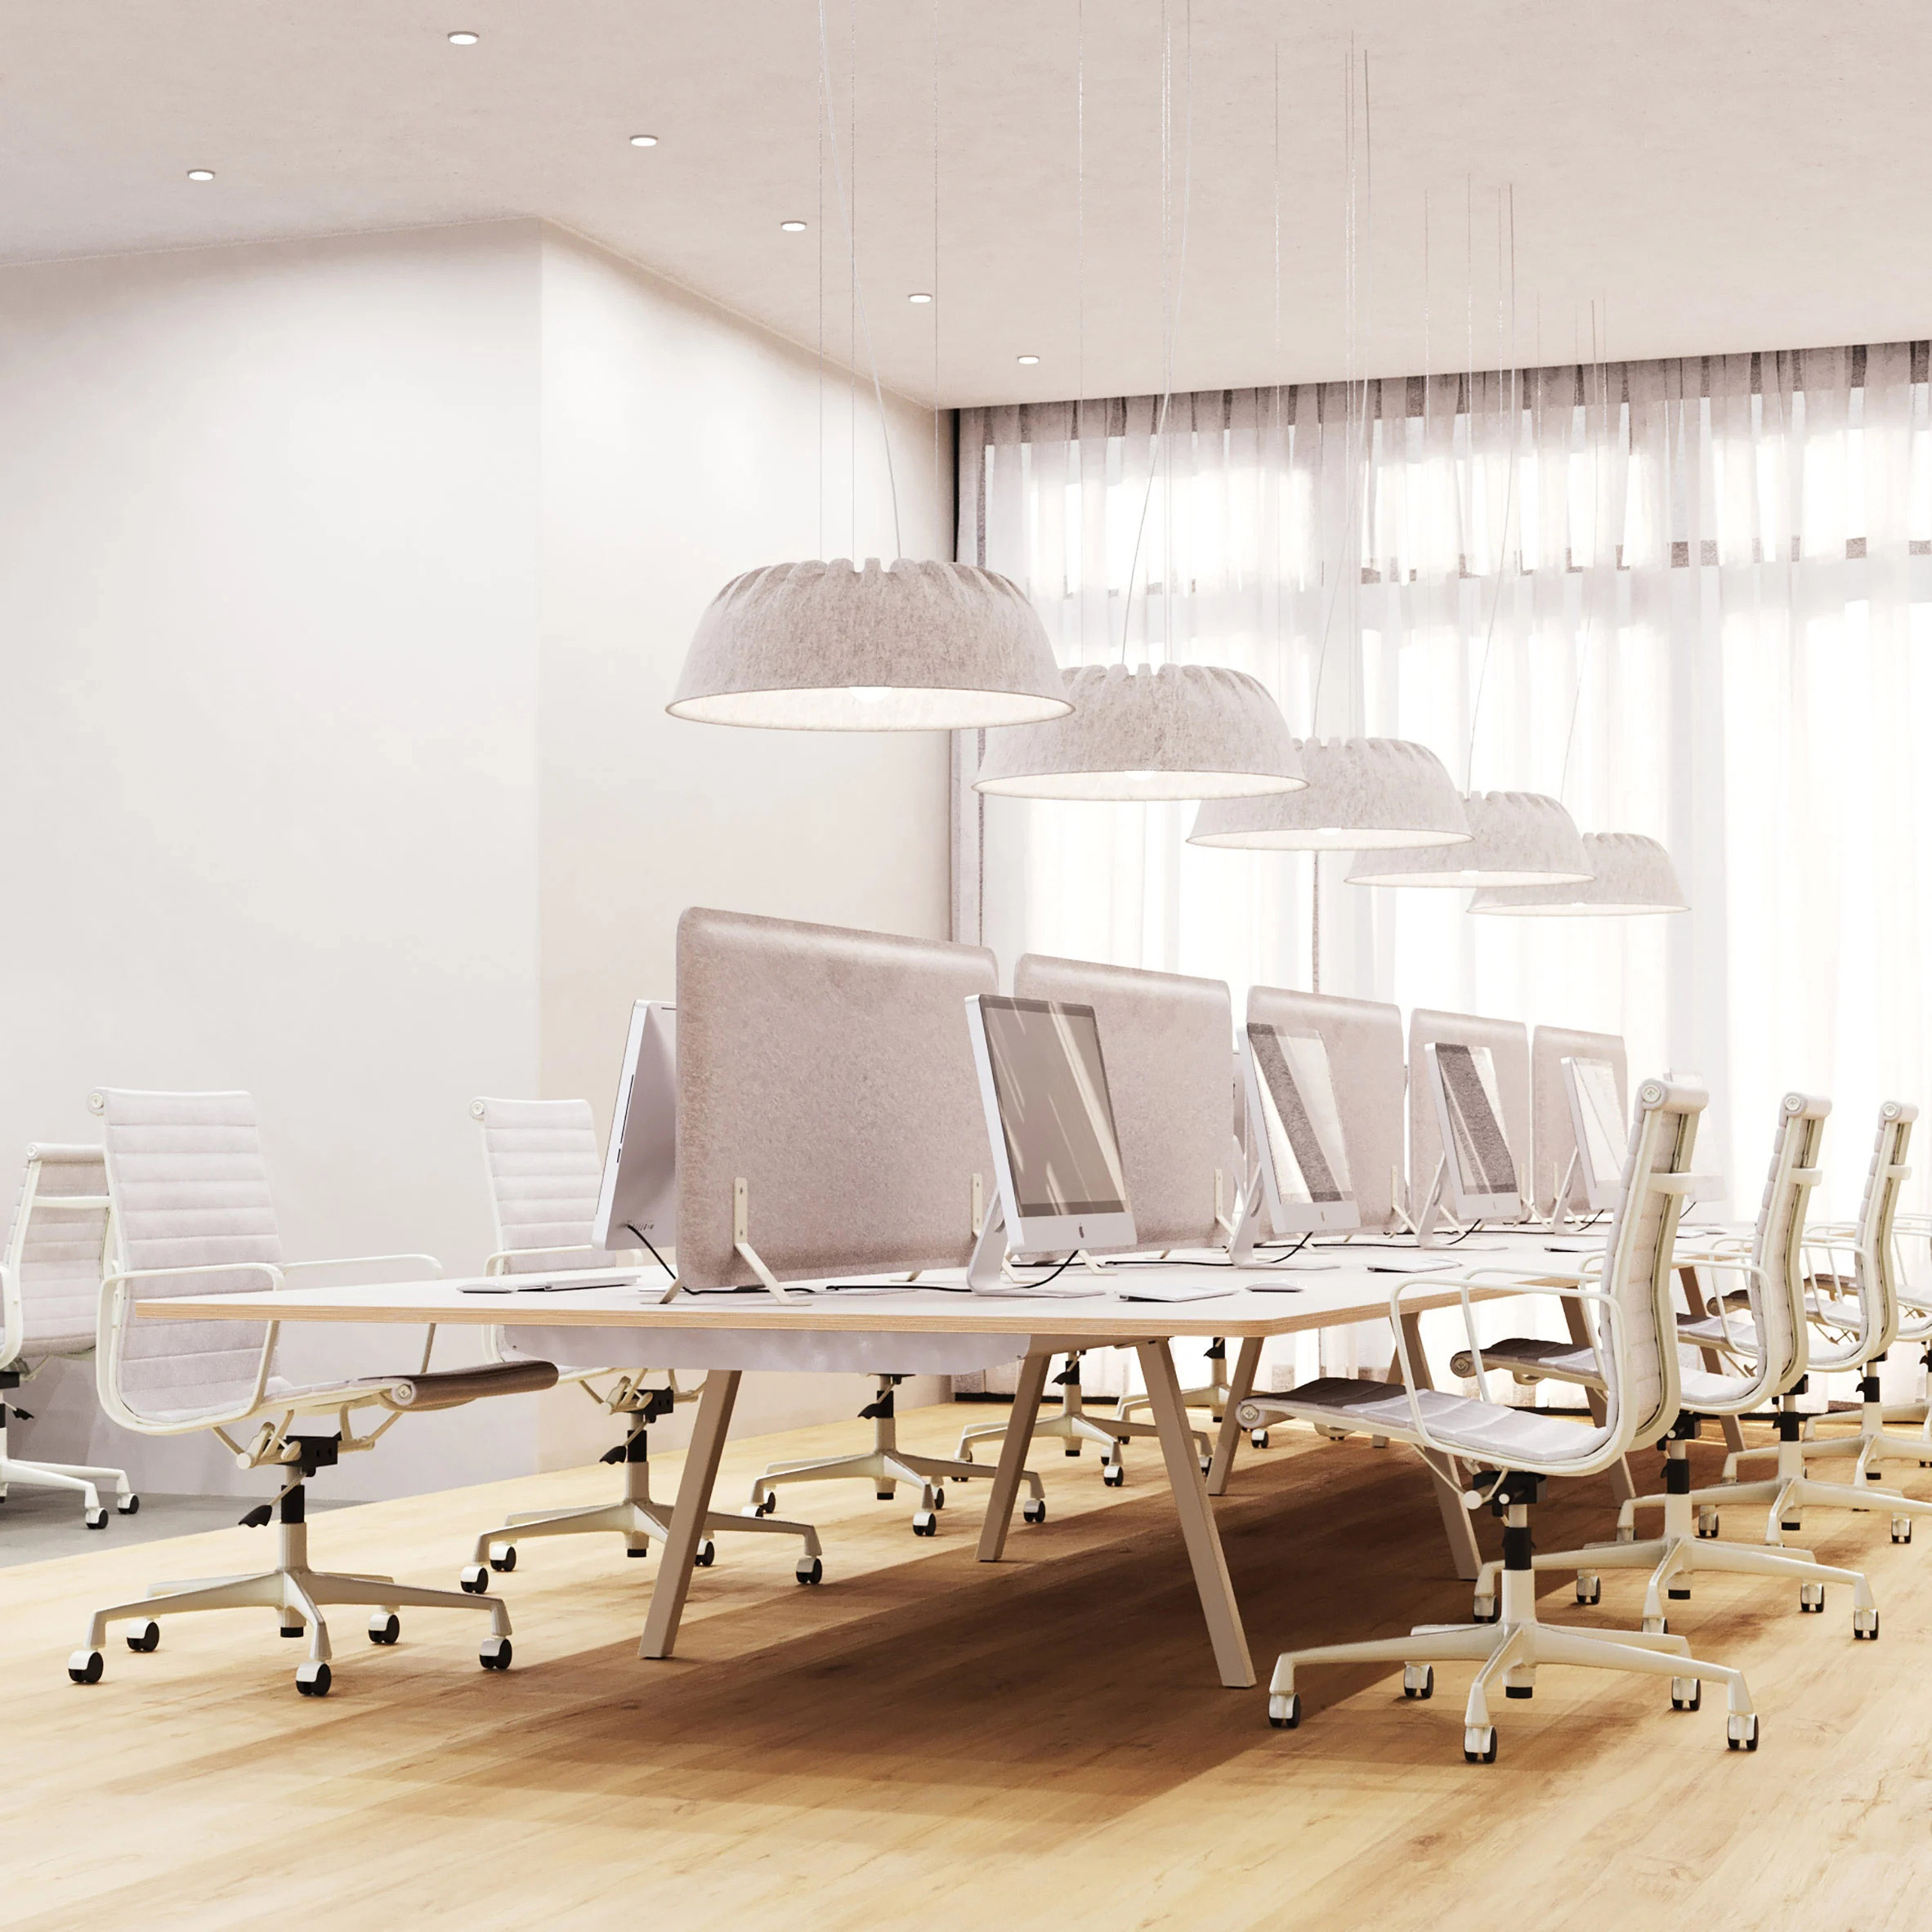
top-left (4, 1401), bottom-right (1931, 1929)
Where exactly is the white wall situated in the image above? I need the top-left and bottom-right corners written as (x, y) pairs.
top-left (530, 228), bottom-right (953, 1469)
top-left (1, 219), bottom-right (955, 1497)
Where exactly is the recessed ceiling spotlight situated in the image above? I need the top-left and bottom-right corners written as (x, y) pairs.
top-left (186, 168), bottom-right (215, 182)
top-left (780, 220), bottom-right (807, 233)
top-left (908, 292), bottom-right (932, 304)
top-left (447, 30), bottom-right (480, 46)
top-left (629, 134), bottom-right (659, 148)
top-left (1016, 354), bottom-right (1040, 365)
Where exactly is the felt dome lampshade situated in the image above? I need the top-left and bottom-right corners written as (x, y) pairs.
top-left (973, 663), bottom-right (1305, 802)
top-left (1345, 790), bottom-right (1594, 888)
top-left (1468, 832), bottom-right (1689, 915)
top-left (668, 557), bottom-right (1071, 731)
top-left (1187, 736), bottom-right (1472, 850)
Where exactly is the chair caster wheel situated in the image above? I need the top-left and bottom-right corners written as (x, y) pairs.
top-left (911, 1512), bottom-right (938, 1537)
top-left (794, 1556), bottom-right (823, 1585)
top-left (1472, 1595), bottom-right (1499, 1624)
top-left (1268, 1692), bottom-right (1300, 1729)
top-left (126, 1620), bottom-right (160, 1653)
top-left (1402, 1665), bottom-right (1433, 1700)
top-left (1022, 1498), bottom-right (1046, 1525)
top-left (694, 1540), bottom-right (716, 1568)
top-left (1065, 1447), bottom-right (1080, 1458)
top-left (1463, 1726), bottom-right (1498, 1764)
top-left (1697, 1509), bottom-right (1719, 1538)
top-left (1891, 1518), bottom-right (1912, 1544)
top-left (117, 1495), bottom-right (141, 1516)
top-left (876, 1490), bottom-right (896, 1502)
top-left (928, 1487), bottom-right (946, 1511)
top-left (458, 1565), bottom-right (490, 1594)
top-left (489, 1546), bottom-right (517, 1573)
top-left (83, 1507), bottom-right (107, 1530)
top-left (478, 1637), bottom-right (512, 1672)
top-left (1727, 1712), bottom-right (1760, 1751)
top-left (368, 1613), bottom-right (400, 1646)
top-left (1102, 1464), bottom-right (1125, 1488)
top-left (295, 1661), bottom-right (332, 1697)
top-left (280, 1625), bottom-right (305, 1639)
top-left (68, 1648), bottom-right (104, 1685)
top-left (1575, 1576), bottom-right (1601, 1607)
top-left (1798, 1583), bottom-right (1824, 1613)
top-left (1671, 1678), bottom-right (1701, 1711)
top-left (1199, 1455), bottom-right (1212, 1476)
top-left (1250, 1429), bottom-right (1270, 1450)
top-left (1854, 1608), bottom-right (1880, 1641)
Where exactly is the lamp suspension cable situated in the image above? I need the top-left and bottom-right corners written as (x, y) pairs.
top-left (1557, 297), bottom-right (1607, 806)
top-left (932, 0), bottom-right (941, 521)
top-left (1461, 182), bottom-right (1518, 792)
top-left (1116, 0), bottom-right (1194, 666)
top-left (816, 0), bottom-right (902, 561)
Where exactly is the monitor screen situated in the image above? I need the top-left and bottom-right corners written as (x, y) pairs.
top-left (1568, 1057), bottom-right (1626, 1187)
top-left (1246, 1023), bottom-right (1352, 1205)
top-left (976, 996), bottom-right (1130, 1219)
top-left (592, 1001), bottom-right (677, 1252)
top-left (1435, 1041), bottom-right (1518, 1196)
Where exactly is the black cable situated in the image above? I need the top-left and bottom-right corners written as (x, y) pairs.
top-left (626, 1224), bottom-right (677, 1281)
top-left (1019, 1253), bottom-right (1080, 1287)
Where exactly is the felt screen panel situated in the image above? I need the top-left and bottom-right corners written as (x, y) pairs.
top-left (676, 908), bottom-right (997, 1289)
top-left (1013, 955), bottom-right (1232, 1250)
top-left (1246, 986), bottom-right (1406, 1232)
top-left (1409, 1009), bottom-right (1531, 1215)
top-left (1530, 1026), bottom-right (1629, 1217)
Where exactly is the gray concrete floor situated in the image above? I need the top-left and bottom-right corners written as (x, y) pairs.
top-left (0, 1483), bottom-right (344, 1568)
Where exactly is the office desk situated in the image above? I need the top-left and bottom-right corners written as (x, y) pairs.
top-left (138, 1258), bottom-right (1546, 1689)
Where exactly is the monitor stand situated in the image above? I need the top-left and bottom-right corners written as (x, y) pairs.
top-left (965, 1196), bottom-right (1107, 1298)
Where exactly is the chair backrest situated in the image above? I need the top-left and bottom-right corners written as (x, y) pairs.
top-left (1817, 1100), bottom-right (1916, 1370)
top-left (1593, 1077), bottom-right (1706, 1453)
top-left (88, 1089), bottom-right (281, 1420)
top-left (471, 1096), bottom-right (632, 1274)
top-left (1, 1145), bottom-right (112, 1367)
top-left (1733, 1093), bottom-right (1831, 1398)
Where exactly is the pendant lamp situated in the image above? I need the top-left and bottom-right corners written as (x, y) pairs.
top-left (1344, 790), bottom-right (1593, 888)
top-left (1467, 832), bottom-right (1688, 915)
top-left (668, 557), bottom-right (1071, 731)
top-left (973, 663), bottom-right (1304, 801)
top-left (1187, 736), bottom-right (1470, 849)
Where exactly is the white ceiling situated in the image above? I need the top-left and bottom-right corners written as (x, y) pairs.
top-left (6, 2), bottom-right (1930, 407)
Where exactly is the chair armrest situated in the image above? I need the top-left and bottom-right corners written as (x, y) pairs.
top-left (280, 1253), bottom-right (442, 1284)
top-left (1384, 1275), bottom-right (1629, 1467)
top-left (97, 1261), bottom-right (286, 1436)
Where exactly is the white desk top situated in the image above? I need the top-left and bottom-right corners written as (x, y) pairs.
top-left (134, 1233), bottom-right (1576, 1343)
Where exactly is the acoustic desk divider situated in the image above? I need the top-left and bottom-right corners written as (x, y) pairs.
top-left (675, 907), bottom-right (1000, 1294)
top-left (1529, 1025), bottom-right (1628, 1221)
top-left (1407, 1008), bottom-right (1530, 1237)
top-left (1011, 955), bottom-right (1241, 1253)
top-left (1246, 986), bottom-right (1407, 1234)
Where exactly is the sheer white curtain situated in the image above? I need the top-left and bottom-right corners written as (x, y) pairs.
top-left (957, 344), bottom-right (1932, 1223)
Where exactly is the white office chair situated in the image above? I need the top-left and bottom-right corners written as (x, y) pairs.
top-left (1706, 1101), bottom-right (1932, 1544)
top-left (1460, 1093), bottom-right (1878, 1637)
top-left (0, 1145), bottom-right (136, 1527)
top-left (462, 1098), bottom-right (823, 1586)
top-left (1238, 1079), bottom-right (1763, 1762)
top-left (69, 1088), bottom-right (556, 1697)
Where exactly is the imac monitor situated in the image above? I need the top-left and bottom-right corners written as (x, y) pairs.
top-left (1563, 1056), bottom-right (1628, 1213)
top-left (964, 995), bottom-right (1137, 1256)
top-left (1425, 1040), bottom-right (1523, 1220)
top-left (1242, 1023), bottom-right (1360, 1233)
top-left (591, 1000), bottom-right (678, 1254)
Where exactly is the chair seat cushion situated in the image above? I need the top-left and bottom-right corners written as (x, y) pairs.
top-left (1249, 1376), bottom-right (1612, 1465)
